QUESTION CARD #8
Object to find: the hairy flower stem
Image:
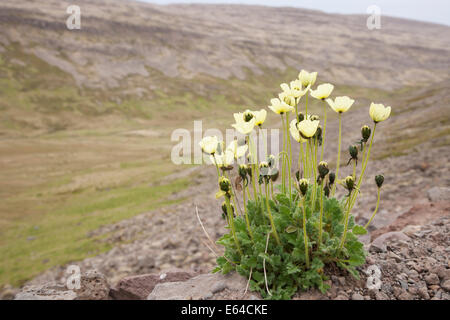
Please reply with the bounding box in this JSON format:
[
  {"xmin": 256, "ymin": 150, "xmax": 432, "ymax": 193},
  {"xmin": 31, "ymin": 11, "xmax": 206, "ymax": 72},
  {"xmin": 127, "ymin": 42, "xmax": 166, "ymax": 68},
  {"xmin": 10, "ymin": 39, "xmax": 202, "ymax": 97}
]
[
  {"xmin": 300, "ymin": 142, "xmax": 306, "ymax": 178},
  {"xmin": 242, "ymin": 185, "xmax": 254, "ymax": 241},
  {"xmin": 225, "ymin": 195, "xmax": 242, "ymax": 255},
  {"xmin": 305, "ymin": 94, "xmax": 308, "ymax": 117},
  {"xmin": 364, "ymin": 187, "xmax": 381, "ymax": 229},
  {"xmin": 348, "ymin": 124, "xmax": 377, "ymax": 213},
  {"xmin": 320, "ymin": 101, "xmax": 327, "ymax": 162},
  {"xmin": 332, "ymin": 113, "xmax": 342, "ymax": 196},
  {"xmin": 248, "ymin": 135, "xmax": 259, "ymax": 201},
  {"xmin": 225, "ymin": 171, "xmax": 241, "ymax": 216},
  {"xmin": 265, "ymin": 183, "xmax": 281, "ymax": 245},
  {"xmin": 286, "ymin": 113, "xmax": 293, "ymax": 199},
  {"xmin": 301, "ymin": 196, "xmax": 310, "ymax": 268},
  {"xmin": 280, "ymin": 115, "xmax": 286, "ymax": 193},
  {"xmin": 212, "ymin": 154, "xmax": 221, "ymax": 178},
  {"xmin": 259, "ymin": 127, "xmax": 268, "ymax": 160},
  {"xmin": 352, "ymin": 160, "xmax": 356, "ymax": 179},
  {"xmin": 309, "ymin": 140, "xmax": 317, "ymax": 211},
  {"xmin": 339, "ymin": 190, "xmax": 354, "ymax": 250},
  {"xmin": 318, "ymin": 180, "xmax": 324, "ymax": 248}
]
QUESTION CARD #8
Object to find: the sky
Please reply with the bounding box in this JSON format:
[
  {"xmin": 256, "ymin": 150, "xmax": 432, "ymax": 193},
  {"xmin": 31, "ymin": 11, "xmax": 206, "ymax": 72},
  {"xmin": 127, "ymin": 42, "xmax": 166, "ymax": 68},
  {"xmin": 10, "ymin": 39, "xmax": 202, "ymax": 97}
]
[{"xmin": 137, "ymin": 0, "xmax": 450, "ymax": 26}]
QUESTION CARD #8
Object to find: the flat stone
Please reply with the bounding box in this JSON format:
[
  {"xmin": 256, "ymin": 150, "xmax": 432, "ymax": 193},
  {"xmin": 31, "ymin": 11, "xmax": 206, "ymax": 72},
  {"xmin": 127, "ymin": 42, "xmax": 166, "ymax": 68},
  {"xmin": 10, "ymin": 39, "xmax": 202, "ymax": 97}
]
[
  {"xmin": 147, "ymin": 272, "xmax": 246, "ymax": 300},
  {"xmin": 110, "ymin": 270, "xmax": 196, "ymax": 300},
  {"xmin": 370, "ymin": 232, "xmax": 410, "ymax": 253}
]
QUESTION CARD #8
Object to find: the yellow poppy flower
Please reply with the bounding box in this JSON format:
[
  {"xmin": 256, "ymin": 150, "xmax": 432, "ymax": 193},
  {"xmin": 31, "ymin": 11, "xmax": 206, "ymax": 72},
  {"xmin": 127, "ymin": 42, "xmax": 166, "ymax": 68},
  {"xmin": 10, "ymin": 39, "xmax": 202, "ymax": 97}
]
[
  {"xmin": 369, "ymin": 103, "xmax": 391, "ymax": 123},
  {"xmin": 232, "ymin": 109, "xmax": 256, "ymax": 135},
  {"xmin": 268, "ymin": 98, "xmax": 294, "ymax": 115},
  {"xmin": 326, "ymin": 96, "xmax": 355, "ymax": 113},
  {"xmin": 253, "ymin": 109, "xmax": 267, "ymax": 126},
  {"xmin": 211, "ymin": 149, "xmax": 234, "ymax": 168},
  {"xmin": 227, "ymin": 140, "xmax": 248, "ymax": 159},
  {"xmin": 298, "ymin": 70, "xmax": 317, "ymax": 87},
  {"xmin": 289, "ymin": 119, "xmax": 306, "ymax": 143},
  {"xmin": 199, "ymin": 136, "xmax": 219, "ymax": 154},
  {"xmin": 310, "ymin": 83, "xmax": 334, "ymax": 100},
  {"xmin": 233, "ymin": 109, "xmax": 254, "ymax": 123},
  {"xmin": 298, "ymin": 119, "xmax": 320, "ymax": 138}
]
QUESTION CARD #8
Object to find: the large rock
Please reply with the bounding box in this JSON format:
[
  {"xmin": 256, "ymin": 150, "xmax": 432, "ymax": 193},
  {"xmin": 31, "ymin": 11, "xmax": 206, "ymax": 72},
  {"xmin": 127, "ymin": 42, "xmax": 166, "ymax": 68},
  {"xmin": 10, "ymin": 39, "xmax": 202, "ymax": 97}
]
[
  {"xmin": 370, "ymin": 231, "xmax": 410, "ymax": 253},
  {"xmin": 427, "ymin": 187, "xmax": 450, "ymax": 202},
  {"xmin": 15, "ymin": 270, "xmax": 109, "ymax": 300},
  {"xmin": 147, "ymin": 272, "xmax": 248, "ymax": 300},
  {"xmin": 110, "ymin": 270, "xmax": 197, "ymax": 300},
  {"xmin": 74, "ymin": 270, "xmax": 110, "ymax": 300}
]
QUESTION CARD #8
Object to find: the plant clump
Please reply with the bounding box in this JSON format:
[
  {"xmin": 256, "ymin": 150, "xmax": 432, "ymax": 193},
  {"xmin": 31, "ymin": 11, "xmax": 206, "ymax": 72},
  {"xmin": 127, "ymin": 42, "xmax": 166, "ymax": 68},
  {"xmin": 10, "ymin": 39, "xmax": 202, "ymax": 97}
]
[{"xmin": 199, "ymin": 69, "xmax": 391, "ymax": 299}]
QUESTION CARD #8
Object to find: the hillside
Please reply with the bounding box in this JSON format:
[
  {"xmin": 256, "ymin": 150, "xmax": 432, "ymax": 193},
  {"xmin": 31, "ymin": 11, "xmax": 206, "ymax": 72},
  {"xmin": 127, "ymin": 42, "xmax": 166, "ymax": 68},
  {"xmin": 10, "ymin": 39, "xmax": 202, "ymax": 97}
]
[{"xmin": 0, "ymin": 0, "xmax": 449, "ymax": 289}]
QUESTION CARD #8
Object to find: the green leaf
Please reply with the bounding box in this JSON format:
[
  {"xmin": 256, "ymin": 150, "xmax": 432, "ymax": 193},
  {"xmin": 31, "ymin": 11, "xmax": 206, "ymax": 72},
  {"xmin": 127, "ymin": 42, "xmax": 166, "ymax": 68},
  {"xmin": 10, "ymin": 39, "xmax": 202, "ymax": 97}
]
[
  {"xmin": 285, "ymin": 225, "xmax": 298, "ymax": 233},
  {"xmin": 352, "ymin": 225, "xmax": 367, "ymax": 235}
]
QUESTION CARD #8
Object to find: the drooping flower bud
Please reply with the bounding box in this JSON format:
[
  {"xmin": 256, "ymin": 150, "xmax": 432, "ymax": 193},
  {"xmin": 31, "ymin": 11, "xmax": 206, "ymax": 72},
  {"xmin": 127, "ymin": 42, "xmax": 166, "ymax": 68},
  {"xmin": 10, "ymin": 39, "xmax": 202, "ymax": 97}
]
[
  {"xmin": 299, "ymin": 178, "xmax": 309, "ymax": 196},
  {"xmin": 221, "ymin": 201, "xmax": 234, "ymax": 219},
  {"xmin": 259, "ymin": 162, "xmax": 270, "ymax": 184},
  {"xmin": 345, "ymin": 176, "xmax": 355, "ymax": 191},
  {"xmin": 324, "ymin": 184, "xmax": 330, "ymax": 198},
  {"xmin": 349, "ymin": 145, "xmax": 358, "ymax": 159},
  {"xmin": 375, "ymin": 174, "xmax": 384, "ymax": 188},
  {"xmin": 361, "ymin": 125, "xmax": 371, "ymax": 142},
  {"xmin": 259, "ymin": 161, "xmax": 269, "ymax": 173},
  {"xmin": 238, "ymin": 164, "xmax": 248, "ymax": 180},
  {"xmin": 219, "ymin": 176, "xmax": 231, "ymax": 193},
  {"xmin": 318, "ymin": 161, "xmax": 329, "ymax": 179},
  {"xmin": 297, "ymin": 112, "xmax": 304, "ymax": 122},
  {"xmin": 329, "ymin": 172, "xmax": 336, "ymax": 185}
]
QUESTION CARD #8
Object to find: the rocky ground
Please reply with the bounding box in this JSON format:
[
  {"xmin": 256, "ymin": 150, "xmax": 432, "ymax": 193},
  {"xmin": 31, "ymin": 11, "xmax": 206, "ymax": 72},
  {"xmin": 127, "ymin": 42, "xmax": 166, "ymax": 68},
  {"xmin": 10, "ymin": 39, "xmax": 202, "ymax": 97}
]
[{"xmin": 11, "ymin": 215, "xmax": 449, "ymax": 300}]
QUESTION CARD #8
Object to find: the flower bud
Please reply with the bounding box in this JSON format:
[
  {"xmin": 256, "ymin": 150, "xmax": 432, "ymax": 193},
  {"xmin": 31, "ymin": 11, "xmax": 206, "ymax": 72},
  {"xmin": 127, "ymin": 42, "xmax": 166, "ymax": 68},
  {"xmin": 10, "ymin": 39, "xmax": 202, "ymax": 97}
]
[
  {"xmin": 297, "ymin": 112, "xmax": 305, "ymax": 122},
  {"xmin": 345, "ymin": 176, "xmax": 355, "ymax": 191},
  {"xmin": 221, "ymin": 201, "xmax": 234, "ymax": 219},
  {"xmin": 324, "ymin": 185, "xmax": 330, "ymax": 198},
  {"xmin": 259, "ymin": 161, "xmax": 269, "ymax": 174},
  {"xmin": 219, "ymin": 176, "xmax": 231, "ymax": 193},
  {"xmin": 299, "ymin": 178, "xmax": 309, "ymax": 196},
  {"xmin": 349, "ymin": 145, "xmax": 358, "ymax": 159},
  {"xmin": 318, "ymin": 161, "xmax": 329, "ymax": 179},
  {"xmin": 328, "ymin": 172, "xmax": 336, "ymax": 185},
  {"xmin": 243, "ymin": 110, "xmax": 254, "ymax": 122},
  {"xmin": 246, "ymin": 165, "xmax": 252, "ymax": 177},
  {"xmin": 314, "ymin": 126, "xmax": 322, "ymax": 139},
  {"xmin": 238, "ymin": 164, "xmax": 248, "ymax": 180},
  {"xmin": 361, "ymin": 125, "xmax": 371, "ymax": 142},
  {"xmin": 375, "ymin": 174, "xmax": 384, "ymax": 188}
]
